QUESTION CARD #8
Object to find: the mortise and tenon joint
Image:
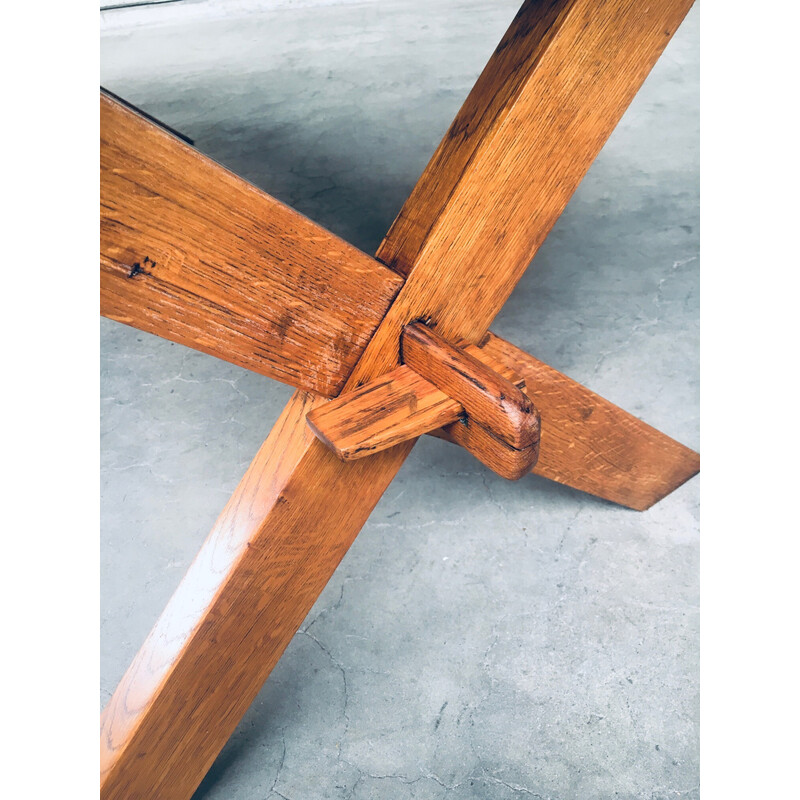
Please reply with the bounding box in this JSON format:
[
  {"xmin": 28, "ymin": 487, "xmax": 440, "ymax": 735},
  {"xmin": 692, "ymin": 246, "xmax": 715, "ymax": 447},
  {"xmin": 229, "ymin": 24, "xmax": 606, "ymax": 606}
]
[{"xmin": 307, "ymin": 322, "xmax": 541, "ymax": 479}]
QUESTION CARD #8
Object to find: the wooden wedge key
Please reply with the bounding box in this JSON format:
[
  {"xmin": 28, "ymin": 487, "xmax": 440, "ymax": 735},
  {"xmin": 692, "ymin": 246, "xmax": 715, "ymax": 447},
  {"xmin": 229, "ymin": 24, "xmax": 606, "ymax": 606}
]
[
  {"xmin": 100, "ymin": 1, "xmax": 699, "ymax": 797},
  {"xmin": 308, "ymin": 322, "xmax": 541, "ymax": 479},
  {"xmin": 402, "ymin": 323, "xmax": 539, "ymax": 450}
]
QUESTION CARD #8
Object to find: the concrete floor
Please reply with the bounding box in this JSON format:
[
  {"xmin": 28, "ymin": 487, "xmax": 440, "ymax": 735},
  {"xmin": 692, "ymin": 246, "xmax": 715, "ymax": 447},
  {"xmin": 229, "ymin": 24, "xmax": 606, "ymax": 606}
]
[{"xmin": 100, "ymin": 1, "xmax": 699, "ymax": 798}]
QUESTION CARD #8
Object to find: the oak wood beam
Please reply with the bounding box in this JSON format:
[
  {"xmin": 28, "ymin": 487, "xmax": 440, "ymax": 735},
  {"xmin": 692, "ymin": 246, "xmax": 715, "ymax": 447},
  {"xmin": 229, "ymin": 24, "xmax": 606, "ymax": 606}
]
[
  {"xmin": 458, "ymin": 333, "xmax": 700, "ymax": 510},
  {"xmin": 100, "ymin": 92, "xmax": 404, "ymax": 397},
  {"xmin": 100, "ymin": 393, "xmax": 413, "ymax": 799},
  {"xmin": 357, "ymin": 0, "xmax": 695, "ymax": 383}
]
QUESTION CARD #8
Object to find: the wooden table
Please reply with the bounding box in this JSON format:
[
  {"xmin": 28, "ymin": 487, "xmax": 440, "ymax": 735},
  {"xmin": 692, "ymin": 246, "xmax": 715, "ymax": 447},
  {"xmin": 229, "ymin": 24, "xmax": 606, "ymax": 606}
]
[{"xmin": 100, "ymin": 2, "xmax": 699, "ymax": 797}]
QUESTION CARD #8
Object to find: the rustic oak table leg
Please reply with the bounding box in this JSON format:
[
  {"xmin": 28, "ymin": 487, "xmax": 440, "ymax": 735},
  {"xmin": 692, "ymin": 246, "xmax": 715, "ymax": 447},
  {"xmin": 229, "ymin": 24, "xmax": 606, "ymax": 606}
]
[
  {"xmin": 100, "ymin": 1, "xmax": 696, "ymax": 796},
  {"xmin": 100, "ymin": 393, "xmax": 414, "ymax": 799}
]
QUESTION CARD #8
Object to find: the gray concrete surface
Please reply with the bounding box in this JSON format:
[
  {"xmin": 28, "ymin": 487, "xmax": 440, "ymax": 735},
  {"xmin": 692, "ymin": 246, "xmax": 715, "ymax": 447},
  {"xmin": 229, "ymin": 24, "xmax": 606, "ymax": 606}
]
[{"xmin": 100, "ymin": 1, "xmax": 700, "ymax": 797}]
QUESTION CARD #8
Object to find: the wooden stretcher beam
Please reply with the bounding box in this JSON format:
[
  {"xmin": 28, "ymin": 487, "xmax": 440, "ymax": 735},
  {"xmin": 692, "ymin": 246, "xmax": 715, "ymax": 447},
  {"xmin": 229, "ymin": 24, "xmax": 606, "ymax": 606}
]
[
  {"xmin": 308, "ymin": 323, "xmax": 698, "ymax": 496},
  {"xmin": 100, "ymin": 92, "xmax": 404, "ymax": 397},
  {"xmin": 469, "ymin": 333, "xmax": 700, "ymax": 510}
]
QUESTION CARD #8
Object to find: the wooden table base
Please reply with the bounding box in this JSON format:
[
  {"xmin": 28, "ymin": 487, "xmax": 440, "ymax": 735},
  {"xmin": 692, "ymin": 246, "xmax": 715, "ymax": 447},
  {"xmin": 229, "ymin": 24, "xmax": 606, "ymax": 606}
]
[{"xmin": 100, "ymin": 1, "xmax": 698, "ymax": 797}]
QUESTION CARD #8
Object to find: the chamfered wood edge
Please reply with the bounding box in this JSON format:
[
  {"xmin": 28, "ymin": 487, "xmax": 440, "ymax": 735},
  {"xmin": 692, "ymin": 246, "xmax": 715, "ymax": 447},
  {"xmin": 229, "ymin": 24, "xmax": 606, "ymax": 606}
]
[
  {"xmin": 374, "ymin": 0, "xmax": 572, "ymax": 277},
  {"xmin": 101, "ymin": 86, "xmax": 195, "ymax": 144}
]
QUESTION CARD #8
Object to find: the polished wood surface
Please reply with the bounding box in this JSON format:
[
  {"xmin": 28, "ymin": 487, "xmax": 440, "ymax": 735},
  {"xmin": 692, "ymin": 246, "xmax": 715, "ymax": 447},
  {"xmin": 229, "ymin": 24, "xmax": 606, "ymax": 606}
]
[
  {"xmin": 402, "ymin": 323, "xmax": 539, "ymax": 449},
  {"xmin": 473, "ymin": 333, "xmax": 700, "ymax": 509},
  {"xmin": 100, "ymin": 92, "xmax": 404, "ymax": 397}
]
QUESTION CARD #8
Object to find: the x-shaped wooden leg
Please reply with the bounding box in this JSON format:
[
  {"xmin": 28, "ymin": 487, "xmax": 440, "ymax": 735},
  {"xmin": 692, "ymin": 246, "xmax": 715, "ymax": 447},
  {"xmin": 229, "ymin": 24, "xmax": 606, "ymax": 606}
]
[{"xmin": 100, "ymin": 1, "xmax": 697, "ymax": 797}]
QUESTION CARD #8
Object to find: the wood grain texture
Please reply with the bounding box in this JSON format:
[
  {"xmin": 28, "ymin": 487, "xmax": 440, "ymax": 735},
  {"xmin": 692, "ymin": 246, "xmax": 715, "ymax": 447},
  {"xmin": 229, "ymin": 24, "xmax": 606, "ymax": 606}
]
[
  {"xmin": 466, "ymin": 333, "xmax": 700, "ymax": 509},
  {"xmin": 402, "ymin": 322, "xmax": 539, "ymax": 449},
  {"xmin": 101, "ymin": 87, "xmax": 195, "ymax": 145},
  {"xmin": 434, "ymin": 414, "xmax": 541, "ymax": 481},
  {"xmin": 100, "ymin": 392, "xmax": 415, "ymax": 800},
  {"xmin": 307, "ymin": 341, "xmax": 525, "ymax": 461},
  {"xmin": 100, "ymin": 1, "xmax": 695, "ymax": 793},
  {"xmin": 348, "ymin": 0, "xmax": 694, "ymax": 386},
  {"xmin": 307, "ymin": 365, "xmax": 463, "ymax": 459},
  {"xmin": 100, "ymin": 91, "xmax": 404, "ymax": 397}
]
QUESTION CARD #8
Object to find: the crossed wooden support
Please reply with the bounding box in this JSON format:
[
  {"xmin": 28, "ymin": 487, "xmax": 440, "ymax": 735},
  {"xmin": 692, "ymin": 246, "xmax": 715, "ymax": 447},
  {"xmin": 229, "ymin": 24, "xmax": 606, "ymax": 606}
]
[{"xmin": 100, "ymin": 1, "xmax": 698, "ymax": 797}]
